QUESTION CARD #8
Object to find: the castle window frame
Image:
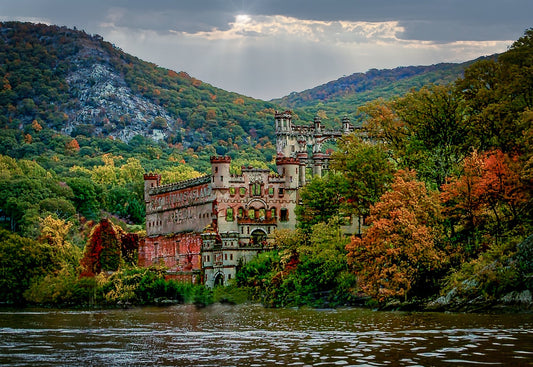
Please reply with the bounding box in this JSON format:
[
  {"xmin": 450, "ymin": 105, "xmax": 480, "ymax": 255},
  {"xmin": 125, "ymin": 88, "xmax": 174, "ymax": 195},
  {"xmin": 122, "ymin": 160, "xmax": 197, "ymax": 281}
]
[
  {"xmin": 278, "ymin": 188, "xmax": 284, "ymax": 197},
  {"xmin": 252, "ymin": 183, "xmax": 261, "ymax": 196},
  {"xmin": 238, "ymin": 207, "xmax": 244, "ymax": 219},
  {"xmin": 248, "ymin": 208, "xmax": 255, "ymax": 219},
  {"xmin": 229, "ymin": 187, "xmax": 236, "ymax": 196},
  {"xmin": 270, "ymin": 208, "xmax": 276, "ymax": 219},
  {"xmin": 268, "ymin": 187, "xmax": 274, "ymax": 196},
  {"xmin": 226, "ymin": 207, "xmax": 234, "ymax": 221},
  {"xmin": 280, "ymin": 208, "xmax": 289, "ymax": 222},
  {"xmin": 239, "ymin": 187, "xmax": 246, "ymax": 196}
]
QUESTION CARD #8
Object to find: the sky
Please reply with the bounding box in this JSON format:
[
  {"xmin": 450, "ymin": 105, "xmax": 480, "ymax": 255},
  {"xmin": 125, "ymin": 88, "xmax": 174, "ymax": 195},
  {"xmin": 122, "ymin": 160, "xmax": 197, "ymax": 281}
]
[{"xmin": 1, "ymin": 0, "xmax": 531, "ymax": 100}]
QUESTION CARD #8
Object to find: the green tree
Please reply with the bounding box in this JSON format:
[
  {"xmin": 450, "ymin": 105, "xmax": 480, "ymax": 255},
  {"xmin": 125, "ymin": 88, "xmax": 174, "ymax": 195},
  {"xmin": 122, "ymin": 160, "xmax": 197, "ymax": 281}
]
[
  {"xmin": 295, "ymin": 173, "xmax": 345, "ymax": 231},
  {"xmin": 330, "ymin": 135, "xmax": 395, "ymax": 218},
  {"xmin": 0, "ymin": 229, "xmax": 57, "ymax": 303}
]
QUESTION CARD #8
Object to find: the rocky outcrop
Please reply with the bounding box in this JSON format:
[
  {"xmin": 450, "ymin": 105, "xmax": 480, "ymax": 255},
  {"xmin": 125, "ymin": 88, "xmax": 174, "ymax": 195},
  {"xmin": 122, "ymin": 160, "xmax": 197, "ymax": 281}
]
[{"xmin": 63, "ymin": 40, "xmax": 174, "ymax": 142}]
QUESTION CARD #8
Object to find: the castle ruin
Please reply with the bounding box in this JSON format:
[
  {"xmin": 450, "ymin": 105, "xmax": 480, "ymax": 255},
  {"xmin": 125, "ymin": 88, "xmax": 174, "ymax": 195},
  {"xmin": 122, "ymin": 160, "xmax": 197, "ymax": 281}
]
[{"xmin": 140, "ymin": 111, "xmax": 359, "ymax": 286}]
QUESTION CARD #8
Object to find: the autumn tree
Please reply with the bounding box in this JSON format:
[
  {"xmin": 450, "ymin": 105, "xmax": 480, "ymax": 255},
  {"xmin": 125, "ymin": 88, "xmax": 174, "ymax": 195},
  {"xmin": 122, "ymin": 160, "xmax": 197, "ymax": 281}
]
[
  {"xmin": 80, "ymin": 219, "xmax": 122, "ymax": 276},
  {"xmin": 441, "ymin": 149, "xmax": 530, "ymax": 258},
  {"xmin": 346, "ymin": 170, "xmax": 444, "ymax": 303}
]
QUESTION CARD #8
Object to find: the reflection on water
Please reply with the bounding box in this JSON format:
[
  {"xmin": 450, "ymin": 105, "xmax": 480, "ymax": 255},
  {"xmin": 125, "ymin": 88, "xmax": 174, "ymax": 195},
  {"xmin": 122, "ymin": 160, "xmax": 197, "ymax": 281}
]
[{"xmin": 0, "ymin": 304, "xmax": 532, "ymax": 366}]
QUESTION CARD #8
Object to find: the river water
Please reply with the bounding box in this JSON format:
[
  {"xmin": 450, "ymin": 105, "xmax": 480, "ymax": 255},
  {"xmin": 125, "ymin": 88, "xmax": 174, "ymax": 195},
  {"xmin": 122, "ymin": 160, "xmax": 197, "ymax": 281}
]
[{"xmin": 0, "ymin": 304, "xmax": 532, "ymax": 366}]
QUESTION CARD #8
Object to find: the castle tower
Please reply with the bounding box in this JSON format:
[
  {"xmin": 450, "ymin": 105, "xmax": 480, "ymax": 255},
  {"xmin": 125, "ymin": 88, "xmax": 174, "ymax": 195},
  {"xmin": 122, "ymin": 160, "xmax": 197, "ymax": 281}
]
[
  {"xmin": 276, "ymin": 156, "xmax": 300, "ymax": 189},
  {"xmin": 312, "ymin": 153, "xmax": 326, "ymax": 177},
  {"xmin": 296, "ymin": 152, "xmax": 308, "ymax": 187},
  {"xmin": 143, "ymin": 173, "xmax": 161, "ymax": 203},
  {"xmin": 275, "ymin": 110, "xmax": 292, "ymax": 132},
  {"xmin": 342, "ymin": 115, "xmax": 352, "ymax": 133},
  {"xmin": 275, "ymin": 110, "xmax": 296, "ymax": 157},
  {"xmin": 313, "ymin": 115, "xmax": 321, "ymax": 133},
  {"xmin": 210, "ymin": 156, "xmax": 231, "ymax": 189}
]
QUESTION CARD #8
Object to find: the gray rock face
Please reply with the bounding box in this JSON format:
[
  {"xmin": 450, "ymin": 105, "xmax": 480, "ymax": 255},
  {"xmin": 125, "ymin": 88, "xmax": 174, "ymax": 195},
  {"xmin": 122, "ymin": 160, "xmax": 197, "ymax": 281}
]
[{"xmin": 62, "ymin": 41, "xmax": 174, "ymax": 142}]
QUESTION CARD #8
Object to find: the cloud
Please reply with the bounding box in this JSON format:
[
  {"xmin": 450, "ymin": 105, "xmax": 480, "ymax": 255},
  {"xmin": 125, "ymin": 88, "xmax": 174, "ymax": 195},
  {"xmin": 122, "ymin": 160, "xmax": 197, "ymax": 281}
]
[
  {"xmin": 98, "ymin": 14, "xmax": 512, "ymax": 100},
  {"xmin": 1, "ymin": 0, "xmax": 528, "ymax": 99}
]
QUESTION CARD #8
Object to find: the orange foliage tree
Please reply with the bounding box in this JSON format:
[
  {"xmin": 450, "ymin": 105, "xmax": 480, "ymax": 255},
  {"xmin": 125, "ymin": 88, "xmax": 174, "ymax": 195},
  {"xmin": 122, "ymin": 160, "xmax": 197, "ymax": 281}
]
[
  {"xmin": 441, "ymin": 149, "xmax": 529, "ymax": 257},
  {"xmin": 346, "ymin": 170, "xmax": 444, "ymax": 303}
]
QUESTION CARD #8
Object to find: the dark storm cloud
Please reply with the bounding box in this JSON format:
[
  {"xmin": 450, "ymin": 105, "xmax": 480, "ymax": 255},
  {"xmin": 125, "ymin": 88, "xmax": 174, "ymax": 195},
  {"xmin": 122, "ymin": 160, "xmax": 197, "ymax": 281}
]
[
  {"xmin": 2, "ymin": 0, "xmax": 531, "ymax": 41},
  {"xmin": 246, "ymin": 0, "xmax": 532, "ymax": 42}
]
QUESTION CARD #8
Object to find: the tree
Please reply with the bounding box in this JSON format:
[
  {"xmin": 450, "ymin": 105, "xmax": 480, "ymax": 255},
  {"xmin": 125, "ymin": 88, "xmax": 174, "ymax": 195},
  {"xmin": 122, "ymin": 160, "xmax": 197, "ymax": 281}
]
[
  {"xmin": 80, "ymin": 219, "xmax": 122, "ymax": 276},
  {"xmin": 67, "ymin": 177, "xmax": 100, "ymax": 220},
  {"xmin": 346, "ymin": 170, "xmax": 444, "ymax": 303},
  {"xmin": 295, "ymin": 173, "xmax": 345, "ymax": 231},
  {"xmin": 441, "ymin": 149, "xmax": 530, "ymax": 257},
  {"xmin": 456, "ymin": 28, "xmax": 533, "ymax": 153},
  {"xmin": 330, "ymin": 135, "xmax": 395, "ymax": 218},
  {"xmin": 0, "ymin": 229, "xmax": 57, "ymax": 303}
]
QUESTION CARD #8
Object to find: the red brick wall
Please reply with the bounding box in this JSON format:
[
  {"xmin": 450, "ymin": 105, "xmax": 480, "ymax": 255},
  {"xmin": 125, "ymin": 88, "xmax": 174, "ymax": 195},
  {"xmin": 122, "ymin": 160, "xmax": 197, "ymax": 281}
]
[{"xmin": 139, "ymin": 233, "xmax": 202, "ymax": 272}]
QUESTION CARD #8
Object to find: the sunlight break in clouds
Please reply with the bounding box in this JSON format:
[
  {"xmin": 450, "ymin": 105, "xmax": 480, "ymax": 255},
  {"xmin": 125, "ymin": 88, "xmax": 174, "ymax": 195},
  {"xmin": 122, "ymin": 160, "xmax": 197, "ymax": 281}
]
[
  {"xmin": 99, "ymin": 14, "xmax": 512, "ymax": 100},
  {"xmin": 181, "ymin": 15, "xmax": 404, "ymax": 44}
]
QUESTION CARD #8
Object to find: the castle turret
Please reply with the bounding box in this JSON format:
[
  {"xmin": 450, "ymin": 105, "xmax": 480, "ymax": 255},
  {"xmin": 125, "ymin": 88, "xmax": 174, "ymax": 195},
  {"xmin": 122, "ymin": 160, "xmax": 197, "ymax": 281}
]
[
  {"xmin": 312, "ymin": 153, "xmax": 326, "ymax": 177},
  {"xmin": 143, "ymin": 173, "xmax": 161, "ymax": 202},
  {"xmin": 276, "ymin": 156, "xmax": 300, "ymax": 189},
  {"xmin": 313, "ymin": 115, "xmax": 321, "ymax": 133},
  {"xmin": 210, "ymin": 156, "xmax": 231, "ymax": 189},
  {"xmin": 296, "ymin": 152, "xmax": 308, "ymax": 187},
  {"xmin": 342, "ymin": 115, "xmax": 352, "ymax": 133},
  {"xmin": 275, "ymin": 110, "xmax": 292, "ymax": 133}
]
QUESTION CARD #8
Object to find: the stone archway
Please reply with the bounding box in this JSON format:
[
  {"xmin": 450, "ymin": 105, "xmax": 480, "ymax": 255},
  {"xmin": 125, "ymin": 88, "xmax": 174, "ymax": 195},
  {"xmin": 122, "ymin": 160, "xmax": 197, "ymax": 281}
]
[
  {"xmin": 250, "ymin": 229, "xmax": 267, "ymax": 245},
  {"xmin": 213, "ymin": 272, "xmax": 224, "ymax": 287}
]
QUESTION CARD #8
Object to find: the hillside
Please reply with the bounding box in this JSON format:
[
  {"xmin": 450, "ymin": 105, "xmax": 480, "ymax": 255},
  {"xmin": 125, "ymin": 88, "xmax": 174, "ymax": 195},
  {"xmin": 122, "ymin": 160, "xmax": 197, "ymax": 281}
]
[
  {"xmin": 1, "ymin": 22, "xmax": 491, "ymax": 159},
  {"xmin": 272, "ymin": 59, "xmax": 493, "ymax": 122},
  {"xmin": 0, "ymin": 21, "xmax": 278, "ymax": 159}
]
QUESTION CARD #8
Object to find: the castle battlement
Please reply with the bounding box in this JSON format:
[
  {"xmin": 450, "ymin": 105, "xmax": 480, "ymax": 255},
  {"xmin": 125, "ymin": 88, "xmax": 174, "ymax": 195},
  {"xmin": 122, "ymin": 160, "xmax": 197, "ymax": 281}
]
[
  {"xmin": 150, "ymin": 175, "xmax": 211, "ymax": 195},
  {"xmin": 210, "ymin": 156, "xmax": 231, "ymax": 163},
  {"xmin": 276, "ymin": 156, "xmax": 300, "ymax": 165},
  {"xmin": 144, "ymin": 173, "xmax": 161, "ymax": 181}
]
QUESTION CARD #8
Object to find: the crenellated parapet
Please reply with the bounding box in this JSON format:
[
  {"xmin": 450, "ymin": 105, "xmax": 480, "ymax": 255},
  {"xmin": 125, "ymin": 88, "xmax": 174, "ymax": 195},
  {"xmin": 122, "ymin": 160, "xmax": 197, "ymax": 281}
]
[
  {"xmin": 276, "ymin": 156, "xmax": 300, "ymax": 165},
  {"xmin": 275, "ymin": 110, "xmax": 357, "ymax": 178},
  {"xmin": 151, "ymin": 175, "xmax": 211, "ymax": 195},
  {"xmin": 210, "ymin": 156, "xmax": 231, "ymax": 163}
]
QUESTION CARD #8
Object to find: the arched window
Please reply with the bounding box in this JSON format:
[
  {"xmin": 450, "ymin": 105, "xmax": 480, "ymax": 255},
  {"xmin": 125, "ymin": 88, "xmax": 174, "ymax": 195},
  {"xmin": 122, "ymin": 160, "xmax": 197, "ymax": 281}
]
[
  {"xmin": 270, "ymin": 208, "xmax": 276, "ymax": 219},
  {"xmin": 248, "ymin": 208, "xmax": 255, "ymax": 219}
]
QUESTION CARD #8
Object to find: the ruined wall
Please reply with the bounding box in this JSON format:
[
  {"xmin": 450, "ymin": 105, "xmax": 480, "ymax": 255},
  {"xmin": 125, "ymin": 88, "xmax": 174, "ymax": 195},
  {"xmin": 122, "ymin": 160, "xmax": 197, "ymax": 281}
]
[
  {"xmin": 145, "ymin": 176, "xmax": 215, "ymax": 236},
  {"xmin": 139, "ymin": 232, "xmax": 202, "ymax": 272}
]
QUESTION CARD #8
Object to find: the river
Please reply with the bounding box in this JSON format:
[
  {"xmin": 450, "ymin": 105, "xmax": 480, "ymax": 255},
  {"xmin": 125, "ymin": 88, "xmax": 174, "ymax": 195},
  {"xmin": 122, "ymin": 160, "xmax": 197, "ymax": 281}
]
[{"xmin": 0, "ymin": 304, "xmax": 532, "ymax": 366}]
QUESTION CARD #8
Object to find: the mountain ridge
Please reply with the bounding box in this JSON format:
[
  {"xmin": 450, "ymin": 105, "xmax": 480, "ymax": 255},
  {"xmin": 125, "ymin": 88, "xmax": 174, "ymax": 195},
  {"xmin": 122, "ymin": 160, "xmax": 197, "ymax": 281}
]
[
  {"xmin": 1, "ymin": 21, "xmax": 488, "ymax": 156},
  {"xmin": 272, "ymin": 57, "xmax": 496, "ymax": 119}
]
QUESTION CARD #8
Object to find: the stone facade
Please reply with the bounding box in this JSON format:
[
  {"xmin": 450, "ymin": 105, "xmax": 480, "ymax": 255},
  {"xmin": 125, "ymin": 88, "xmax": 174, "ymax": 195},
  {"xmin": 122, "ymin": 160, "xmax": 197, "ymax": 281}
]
[{"xmin": 140, "ymin": 110, "xmax": 360, "ymax": 286}]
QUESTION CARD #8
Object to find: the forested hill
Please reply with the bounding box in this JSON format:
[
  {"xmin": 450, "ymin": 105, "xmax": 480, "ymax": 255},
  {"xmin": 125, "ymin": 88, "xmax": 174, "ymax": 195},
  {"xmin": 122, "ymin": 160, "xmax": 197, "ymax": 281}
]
[
  {"xmin": 0, "ymin": 21, "xmax": 278, "ymax": 158},
  {"xmin": 272, "ymin": 59, "xmax": 492, "ymax": 118}
]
